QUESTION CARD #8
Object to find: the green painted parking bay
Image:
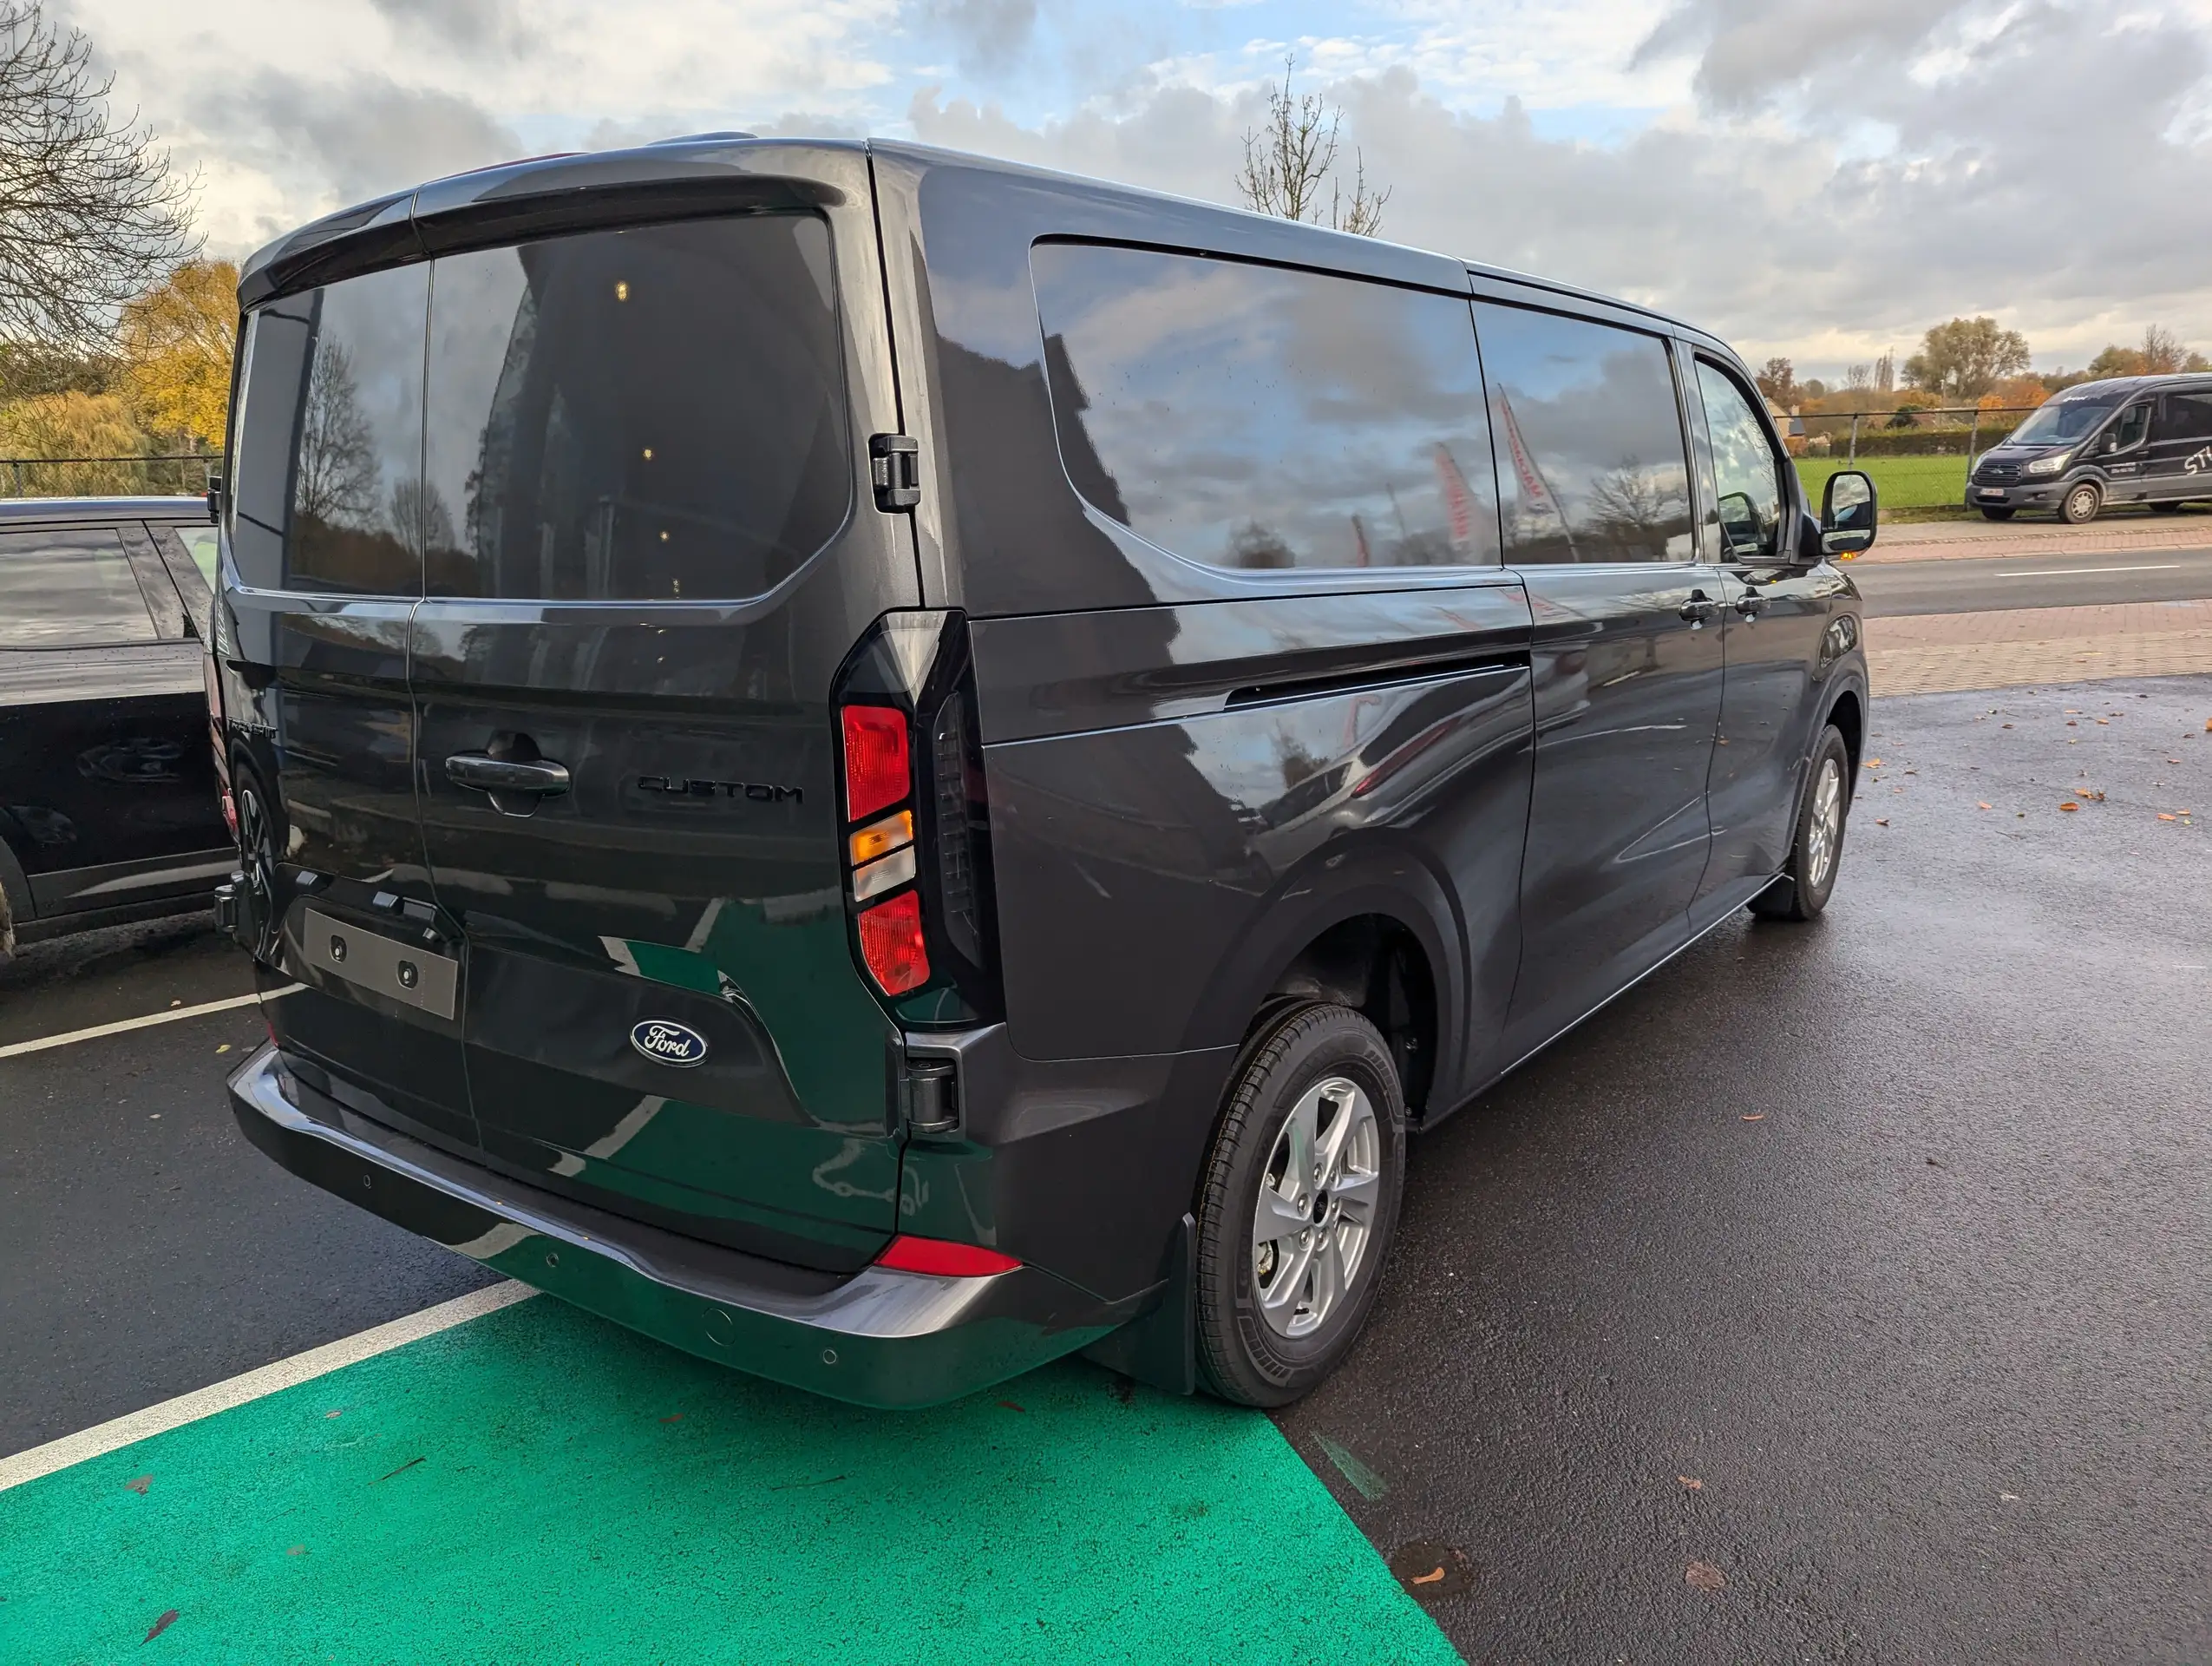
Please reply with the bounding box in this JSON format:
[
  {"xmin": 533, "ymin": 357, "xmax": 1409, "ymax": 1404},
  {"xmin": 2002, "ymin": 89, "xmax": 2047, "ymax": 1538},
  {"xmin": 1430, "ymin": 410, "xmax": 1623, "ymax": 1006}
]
[{"xmin": 2, "ymin": 1295, "xmax": 1455, "ymax": 1663}]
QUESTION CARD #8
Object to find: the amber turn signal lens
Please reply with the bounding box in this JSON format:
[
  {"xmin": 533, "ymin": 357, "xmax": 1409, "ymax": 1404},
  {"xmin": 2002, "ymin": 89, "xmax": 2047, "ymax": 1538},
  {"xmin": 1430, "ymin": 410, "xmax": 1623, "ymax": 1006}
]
[
  {"xmin": 857, "ymin": 891, "xmax": 929, "ymax": 994},
  {"xmin": 848, "ymin": 809, "xmax": 913, "ymax": 866}
]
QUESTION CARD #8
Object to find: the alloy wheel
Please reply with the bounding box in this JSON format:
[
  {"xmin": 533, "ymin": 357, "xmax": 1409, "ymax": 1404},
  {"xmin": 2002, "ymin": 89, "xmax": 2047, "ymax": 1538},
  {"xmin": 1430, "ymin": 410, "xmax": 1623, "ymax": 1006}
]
[
  {"xmin": 1251, "ymin": 1075, "xmax": 1382, "ymax": 1339},
  {"xmin": 1807, "ymin": 756, "xmax": 1842, "ymax": 889}
]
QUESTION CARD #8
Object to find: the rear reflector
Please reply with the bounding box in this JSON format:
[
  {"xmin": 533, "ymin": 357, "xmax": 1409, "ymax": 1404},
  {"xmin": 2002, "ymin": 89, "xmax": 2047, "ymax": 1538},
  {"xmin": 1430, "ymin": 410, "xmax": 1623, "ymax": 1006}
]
[
  {"xmin": 874, "ymin": 1235, "xmax": 1021, "ymax": 1277},
  {"xmin": 841, "ymin": 705, "xmax": 910, "ymax": 822},
  {"xmin": 856, "ymin": 890, "xmax": 929, "ymax": 994},
  {"xmin": 848, "ymin": 808, "xmax": 913, "ymax": 866}
]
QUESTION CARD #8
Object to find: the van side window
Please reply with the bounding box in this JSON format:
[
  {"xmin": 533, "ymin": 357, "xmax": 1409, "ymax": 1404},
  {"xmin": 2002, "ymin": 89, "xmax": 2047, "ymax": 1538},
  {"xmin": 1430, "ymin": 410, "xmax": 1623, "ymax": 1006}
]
[
  {"xmin": 1694, "ymin": 361, "xmax": 1787, "ymax": 561},
  {"xmin": 2155, "ymin": 390, "xmax": 2212, "ymax": 443},
  {"xmin": 1031, "ymin": 243, "xmax": 1498, "ymax": 571},
  {"xmin": 422, "ymin": 214, "xmax": 850, "ymax": 601},
  {"xmin": 1473, "ymin": 303, "xmax": 1693, "ymax": 565},
  {"xmin": 286, "ymin": 266, "xmax": 430, "ymax": 595},
  {"xmin": 226, "ymin": 301, "xmax": 311, "ymax": 591}
]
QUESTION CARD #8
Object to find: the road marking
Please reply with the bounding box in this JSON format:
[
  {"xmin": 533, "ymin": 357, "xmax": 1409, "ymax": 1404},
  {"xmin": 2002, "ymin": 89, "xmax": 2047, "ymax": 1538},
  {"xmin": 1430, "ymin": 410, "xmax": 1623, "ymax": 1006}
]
[
  {"xmin": 0, "ymin": 1282, "xmax": 536, "ymax": 1492},
  {"xmin": 1988, "ymin": 563, "xmax": 2184, "ymax": 576},
  {"xmin": 0, "ymin": 986, "xmax": 302, "ymax": 1060}
]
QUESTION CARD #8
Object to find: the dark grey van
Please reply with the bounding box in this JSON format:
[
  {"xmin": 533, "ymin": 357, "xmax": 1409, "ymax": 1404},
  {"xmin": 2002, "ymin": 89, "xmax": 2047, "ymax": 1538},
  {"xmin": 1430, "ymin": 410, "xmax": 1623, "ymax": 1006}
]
[
  {"xmin": 1969, "ymin": 373, "xmax": 2212, "ymax": 522},
  {"xmin": 215, "ymin": 138, "xmax": 1875, "ymax": 1407}
]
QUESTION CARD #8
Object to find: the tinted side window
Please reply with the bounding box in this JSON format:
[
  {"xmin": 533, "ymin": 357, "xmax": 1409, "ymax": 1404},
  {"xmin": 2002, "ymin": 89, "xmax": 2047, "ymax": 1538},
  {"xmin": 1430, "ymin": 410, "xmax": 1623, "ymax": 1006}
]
[
  {"xmin": 1474, "ymin": 303, "xmax": 1692, "ymax": 565},
  {"xmin": 226, "ymin": 300, "xmax": 310, "ymax": 589},
  {"xmin": 287, "ymin": 266, "xmax": 429, "ymax": 594},
  {"xmin": 422, "ymin": 214, "xmax": 849, "ymax": 601},
  {"xmin": 1695, "ymin": 361, "xmax": 1786, "ymax": 561},
  {"xmin": 2156, "ymin": 390, "xmax": 2212, "ymax": 443},
  {"xmin": 0, "ymin": 528, "xmax": 158, "ymax": 646},
  {"xmin": 1032, "ymin": 244, "xmax": 1498, "ymax": 572}
]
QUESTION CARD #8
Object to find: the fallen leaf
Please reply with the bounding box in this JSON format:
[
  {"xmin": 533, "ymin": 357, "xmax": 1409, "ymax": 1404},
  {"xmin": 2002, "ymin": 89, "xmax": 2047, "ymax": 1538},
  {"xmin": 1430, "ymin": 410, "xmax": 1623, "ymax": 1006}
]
[
  {"xmin": 124, "ymin": 1474, "xmax": 152, "ymax": 1494},
  {"xmin": 215, "ymin": 1043, "xmax": 232, "ymax": 1054},
  {"xmin": 659, "ymin": 1413, "xmax": 683, "ymax": 1423},
  {"xmin": 2002, "ymin": 723, "xmax": 2013, "ymax": 729},
  {"xmin": 286, "ymin": 1545, "xmax": 305, "ymax": 1556},
  {"xmin": 1387, "ymin": 1541, "xmax": 1473, "ymax": 1600},
  {"xmin": 324, "ymin": 1409, "xmax": 341, "ymax": 1419},
  {"xmin": 2159, "ymin": 813, "xmax": 2177, "ymax": 822},
  {"xmin": 1685, "ymin": 1561, "xmax": 1727, "ymax": 1591},
  {"xmin": 2204, "ymin": 719, "xmax": 2210, "ymax": 732},
  {"xmin": 2059, "ymin": 802, "xmax": 2078, "ymax": 811},
  {"xmin": 2000, "ymin": 1492, "xmax": 2021, "ymax": 1502},
  {"xmin": 1412, "ymin": 1566, "xmax": 1446, "ymax": 1585},
  {"xmin": 998, "ymin": 1400, "xmax": 1027, "ymax": 1413},
  {"xmin": 1927, "ymin": 1157, "xmax": 1945, "ymax": 1168},
  {"xmin": 2097, "ymin": 719, "xmax": 2109, "ymax": 725},
  {"xmin": 1875, "ymin": 818, "xmax": 1889, "ymax": 826},
  {"xmin": 1679, "ymin": 1476, "xmax": 1704, "ymax": 1490},
  {"xmin": 1977, "ymin": 803, "xmax": 1993, "ymax": 810},
  {"xmin": 2082, "ymin": 790, "xmax": 2105, "ymax": 802},
  {"xmin": 1740, "ymin": 1113, "xmax": 1765, "ymax": 1122},
  {"xmin": 144, "ymin": 1610, "xmax": 180, "ymax": 1643},
  {"xmin": 371, "ymin": 1457, "xmax": 425, "ymax": 1484}
]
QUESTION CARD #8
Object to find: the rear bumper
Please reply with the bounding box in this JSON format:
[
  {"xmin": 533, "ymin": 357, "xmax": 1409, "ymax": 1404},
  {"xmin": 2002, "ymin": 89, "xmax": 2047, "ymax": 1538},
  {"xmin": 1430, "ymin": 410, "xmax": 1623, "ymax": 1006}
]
[{"xmin": 227, "ymin": 1042, "xmax": 1134, "ymax": 1408}]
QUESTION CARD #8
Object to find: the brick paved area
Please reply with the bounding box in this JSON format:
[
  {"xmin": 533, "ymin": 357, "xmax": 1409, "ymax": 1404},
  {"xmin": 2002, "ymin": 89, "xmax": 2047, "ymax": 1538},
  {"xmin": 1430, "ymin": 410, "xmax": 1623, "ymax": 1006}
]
[{"xmin": 1868, "ymin": 600, "xmax": 2212, "ymax": 694}]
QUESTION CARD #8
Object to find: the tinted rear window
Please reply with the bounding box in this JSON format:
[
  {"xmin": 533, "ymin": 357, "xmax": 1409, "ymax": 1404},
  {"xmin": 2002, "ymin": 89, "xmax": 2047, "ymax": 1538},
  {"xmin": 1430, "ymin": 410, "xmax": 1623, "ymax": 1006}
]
[
  {"xmin": 422, "ymin": 214, "xmax": 849, "ymax": 600},
  {"xmin": 1474, "ymin": 304, "xmax": 1692, "ymax": 564},
  {"xmin": 0, "ymin": 528, "xmax": 157, "ymax": 646},
  {"xmin": 2157, "ymin": 390, "xmax": 2212, "ymax": 443},
  {"xmin": 1032, "ymin": 243, "xmax": 1498, "ymax": 571}
]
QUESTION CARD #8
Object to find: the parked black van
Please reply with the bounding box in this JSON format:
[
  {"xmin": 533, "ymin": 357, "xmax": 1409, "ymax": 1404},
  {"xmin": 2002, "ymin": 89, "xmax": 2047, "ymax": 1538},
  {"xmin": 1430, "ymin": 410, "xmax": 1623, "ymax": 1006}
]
[
  {"xmin": 216, "ymin": 138, "xmax": 1874, "ymax": 1407},
  {"xmin": 1969, "ymin": 373, "xmax": 2212, "ymax": 522}
]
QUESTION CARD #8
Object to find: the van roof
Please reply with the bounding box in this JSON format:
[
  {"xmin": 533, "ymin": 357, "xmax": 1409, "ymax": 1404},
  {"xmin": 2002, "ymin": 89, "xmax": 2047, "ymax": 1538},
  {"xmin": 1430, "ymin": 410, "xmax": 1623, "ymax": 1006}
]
[
  {"xmin": 240, "ymin": 135, "xmax": 1700, "ymax": 338},
  {"xmin": 2053, "ymin": 373, "xmax": 2212, "ymax": 400}
]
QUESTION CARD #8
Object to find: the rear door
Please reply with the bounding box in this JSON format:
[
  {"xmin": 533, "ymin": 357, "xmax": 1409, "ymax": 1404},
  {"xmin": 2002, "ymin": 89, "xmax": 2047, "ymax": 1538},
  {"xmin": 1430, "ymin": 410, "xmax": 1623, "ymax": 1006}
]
[
  {"xmin": 408, "ymin": 155, "xmax": 916, "ymax": 1270},
  {"xmin": 1474, "ymin": 301, "xmax": 1725, "ymax": 1060},
  {"xmin": 218, "ymin": 265, "xmax": 480, "ymax": 1153}
]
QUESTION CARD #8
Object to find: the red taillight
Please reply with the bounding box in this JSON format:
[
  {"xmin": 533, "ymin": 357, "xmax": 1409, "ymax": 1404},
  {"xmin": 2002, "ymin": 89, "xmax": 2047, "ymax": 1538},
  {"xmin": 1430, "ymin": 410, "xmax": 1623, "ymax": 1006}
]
[
  {"xmin": 874, "ymin": 1234, "xmax": 1021, "ymax": 1277},
  {"xmin": 841, "ymin": 705, "xmax": 910, "ymax": 822},
  {"xmin": 857, "ymin": 891, "xmax": 929, "ymax": 994}
]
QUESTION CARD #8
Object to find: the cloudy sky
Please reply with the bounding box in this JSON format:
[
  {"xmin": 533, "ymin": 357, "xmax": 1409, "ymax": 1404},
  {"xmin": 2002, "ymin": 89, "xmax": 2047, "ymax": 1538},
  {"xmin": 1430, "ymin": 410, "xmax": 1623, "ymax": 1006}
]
[{"xmin": 68, "ymin": 0, "xmax": 2212, "ymax": 377}]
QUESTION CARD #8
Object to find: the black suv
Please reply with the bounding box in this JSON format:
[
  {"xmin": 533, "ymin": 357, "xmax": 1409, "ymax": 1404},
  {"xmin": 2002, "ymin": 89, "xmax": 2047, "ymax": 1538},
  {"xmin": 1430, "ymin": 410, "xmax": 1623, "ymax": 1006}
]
[
  {"xmin": 1969, "ymin": 373, "xmax": 2212, "ymax": 522},
  {"xmin": 0, "ymin": 496, "xmax": 228, "ymax": 951},
  {"xmin": 216, "ymin": 138, "xmax": 1875, "ymax": 1407}
]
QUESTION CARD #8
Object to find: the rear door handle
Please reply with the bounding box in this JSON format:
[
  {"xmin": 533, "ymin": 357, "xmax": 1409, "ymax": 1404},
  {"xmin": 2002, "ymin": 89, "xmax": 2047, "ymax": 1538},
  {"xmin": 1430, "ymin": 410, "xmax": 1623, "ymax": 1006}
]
[
  {"xmin": 1679, "ymin": 592, "xmax": 1718, "ymax": 626},
  {"xmin": 445, "ymin": 753, "xmax": 572, "ymax": 797}
]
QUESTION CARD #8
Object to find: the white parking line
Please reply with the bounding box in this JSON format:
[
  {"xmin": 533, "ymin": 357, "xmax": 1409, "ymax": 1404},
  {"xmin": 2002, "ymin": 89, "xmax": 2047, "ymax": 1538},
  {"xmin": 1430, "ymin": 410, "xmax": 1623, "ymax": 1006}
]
[
  {"xmin": 0, "ymin": 1282, "xmax": 537, "ymax": 1492},
  {"xmin": 1988, "ymin": 563, "xmax": 2183, "ymax": 577},
  {"xmin": 0, "ymin": 986, "xmax": 302, "ymax": 1060}
]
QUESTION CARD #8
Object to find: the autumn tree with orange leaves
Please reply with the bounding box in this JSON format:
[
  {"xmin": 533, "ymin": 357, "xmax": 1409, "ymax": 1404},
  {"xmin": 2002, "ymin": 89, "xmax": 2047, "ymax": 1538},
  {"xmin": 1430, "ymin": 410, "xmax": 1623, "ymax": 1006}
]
[{"xmin": 117, "ymin": 259, "xmax": 234, "ymax": 448}]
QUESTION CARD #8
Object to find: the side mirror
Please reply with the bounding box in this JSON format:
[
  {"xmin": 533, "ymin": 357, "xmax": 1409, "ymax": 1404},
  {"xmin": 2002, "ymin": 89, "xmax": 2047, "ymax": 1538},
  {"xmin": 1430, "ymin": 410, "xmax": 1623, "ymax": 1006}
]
[
  {"xmin": 1716, "ymin": 490, "xmax": 1760, "ymax": 554},
  {"xmin": 1820, "ymin": 469, "xmax": 1876, "ymax": 559}
]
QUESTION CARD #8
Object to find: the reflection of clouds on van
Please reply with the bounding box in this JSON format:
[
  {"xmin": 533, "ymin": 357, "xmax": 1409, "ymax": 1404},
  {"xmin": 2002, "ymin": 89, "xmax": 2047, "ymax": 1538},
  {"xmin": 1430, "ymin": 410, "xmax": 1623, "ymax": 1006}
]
[{"xmin": 1034, "ymin": 243, "xmax": 1500, "ymax": 573}]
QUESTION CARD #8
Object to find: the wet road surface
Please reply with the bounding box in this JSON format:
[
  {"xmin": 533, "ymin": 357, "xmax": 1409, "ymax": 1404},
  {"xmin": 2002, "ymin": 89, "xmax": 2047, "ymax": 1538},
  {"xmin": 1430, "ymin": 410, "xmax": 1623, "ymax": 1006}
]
[
  {"xmin": 1852, "ymin": 543, "xmax": 2212, "ymax": 615},
  {"xmin": 5, "ymin": 679, "xmax": 2209, "ymax": 1662}
]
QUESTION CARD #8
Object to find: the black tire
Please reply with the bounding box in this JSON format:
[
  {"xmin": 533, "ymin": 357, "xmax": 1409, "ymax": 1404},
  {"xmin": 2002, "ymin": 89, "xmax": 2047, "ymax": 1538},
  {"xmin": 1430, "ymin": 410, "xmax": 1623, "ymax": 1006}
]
[
  {"xmin": 2150, "ymin": 501, "xmax": 2183, "ymax": 515},
  {"xmin": 1979, "ymin": 506, "xmax": 2016, "ymax": 521},
  {"xmin": 1194, "ymin": 1002, "xmax": 1406, "ymax": 1407},
  {"xmin": 1750, "ymin": 725, "xmax": 1851, "ymax": 922},
  {"xmin": 2058, "ymin": 480, "xmax": 2102, "ymax": 525}
]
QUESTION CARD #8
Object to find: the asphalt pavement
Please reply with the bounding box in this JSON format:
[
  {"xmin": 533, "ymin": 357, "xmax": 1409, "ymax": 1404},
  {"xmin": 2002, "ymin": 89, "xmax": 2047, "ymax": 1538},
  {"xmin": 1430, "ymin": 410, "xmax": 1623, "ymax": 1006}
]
[
  {"xmin": 4, "ymin": 681, "xmax": 2208, "ymax": 1662},
  {"xmin": 1852, "ymin": 542, "xmax": 2212, "ymax": 616}
]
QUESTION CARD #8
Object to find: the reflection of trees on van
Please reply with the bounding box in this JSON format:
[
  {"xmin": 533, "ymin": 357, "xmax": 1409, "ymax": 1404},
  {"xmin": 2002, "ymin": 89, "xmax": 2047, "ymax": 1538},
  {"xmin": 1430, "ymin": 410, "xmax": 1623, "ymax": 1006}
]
[
  {"xmin": 389, "ymin": 477, "xmax": 455, "ymax": 557},
  {"xmin": 295, "ymin": 338, "xmax": 376, "ymax": 528},
  {"xmin": 1231, "ymin": 521, "xmax": 1294, "ymax": 568},
  {"xmin": 290, "ymin": 335, "xmax": 417, "ymax": 591},
  {"xmin": 1585, "ymin": 457, "xmax": 1687, "ymax": 561}
]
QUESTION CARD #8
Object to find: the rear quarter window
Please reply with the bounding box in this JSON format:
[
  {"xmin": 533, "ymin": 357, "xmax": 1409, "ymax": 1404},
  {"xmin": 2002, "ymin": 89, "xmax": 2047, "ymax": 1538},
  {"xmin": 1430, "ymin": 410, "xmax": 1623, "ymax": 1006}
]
[
  {"xmin": 1031, "ymin": 243, "xmax": 1498, "ymax": 572},
  {"xmin": 0, "ymin": 528, "xmax": 159, "ymax": 647}
]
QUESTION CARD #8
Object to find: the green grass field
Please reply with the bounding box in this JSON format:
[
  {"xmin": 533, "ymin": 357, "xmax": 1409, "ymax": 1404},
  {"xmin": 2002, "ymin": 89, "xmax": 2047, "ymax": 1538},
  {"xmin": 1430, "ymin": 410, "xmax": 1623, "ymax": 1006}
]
[
  {"xmin": 1795, "ymin": 455, "xmax": 1973, "ymax": 515},
  {"xmin": 1796, "ymin": 456, "xmax": 1973, "ymax": 513}
]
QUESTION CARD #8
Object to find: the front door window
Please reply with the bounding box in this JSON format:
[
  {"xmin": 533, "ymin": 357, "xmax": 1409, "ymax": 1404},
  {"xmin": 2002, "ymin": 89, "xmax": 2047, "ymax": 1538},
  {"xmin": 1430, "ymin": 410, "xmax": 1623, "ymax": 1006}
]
[{"xmin": 1694, "ymin": 362, "xmax": 1787, "ymax": 562}]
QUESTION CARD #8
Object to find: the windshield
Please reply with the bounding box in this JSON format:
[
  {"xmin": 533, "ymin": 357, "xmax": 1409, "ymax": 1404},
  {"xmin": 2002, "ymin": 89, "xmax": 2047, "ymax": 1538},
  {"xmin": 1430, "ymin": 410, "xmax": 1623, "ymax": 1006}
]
[{"xmin": 2011, "ymin": 397, "xmax": 2117, "ymax": 447}]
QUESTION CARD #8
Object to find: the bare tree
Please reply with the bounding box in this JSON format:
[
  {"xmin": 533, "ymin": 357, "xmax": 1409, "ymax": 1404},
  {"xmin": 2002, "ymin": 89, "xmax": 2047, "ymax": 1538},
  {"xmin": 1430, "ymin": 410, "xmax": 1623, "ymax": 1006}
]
[
  {"xmin": 295, "ymin": 338, "xmax": 378, "ymax": 530},
  {"xmin": 1235, "ymin": 55, "xmax": 1390, "ymax": 237},
  {"xmin": 0, "ymin": 2, "xmax": 199, "ymax": 350}
]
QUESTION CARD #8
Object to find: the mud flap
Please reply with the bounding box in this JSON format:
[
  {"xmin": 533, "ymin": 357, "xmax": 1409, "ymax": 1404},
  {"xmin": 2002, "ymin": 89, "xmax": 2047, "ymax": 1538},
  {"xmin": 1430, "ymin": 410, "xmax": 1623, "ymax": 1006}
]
[{"xmin": 1079, "ymin": 1212, "xmax": 1196, "ymax": 1395}]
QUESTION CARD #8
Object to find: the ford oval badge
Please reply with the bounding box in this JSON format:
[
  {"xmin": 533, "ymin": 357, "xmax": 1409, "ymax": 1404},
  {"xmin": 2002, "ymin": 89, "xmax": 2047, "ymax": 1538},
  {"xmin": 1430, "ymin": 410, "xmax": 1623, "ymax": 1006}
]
[{"xmin": 630, "ymin": 1019, "xmax": 709, "ymax": 1068}]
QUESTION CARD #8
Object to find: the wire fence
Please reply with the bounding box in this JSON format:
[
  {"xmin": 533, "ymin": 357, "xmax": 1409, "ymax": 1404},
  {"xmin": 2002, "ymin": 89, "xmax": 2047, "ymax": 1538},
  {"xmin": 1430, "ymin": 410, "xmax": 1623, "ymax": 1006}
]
[
  {"xmin": 1779, "ymin": 404, "xmax": 2044, "ymax": 463},
  {"xmin": 1, "ymin": 454, "xmax": 222, "ymax": 498}
]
